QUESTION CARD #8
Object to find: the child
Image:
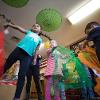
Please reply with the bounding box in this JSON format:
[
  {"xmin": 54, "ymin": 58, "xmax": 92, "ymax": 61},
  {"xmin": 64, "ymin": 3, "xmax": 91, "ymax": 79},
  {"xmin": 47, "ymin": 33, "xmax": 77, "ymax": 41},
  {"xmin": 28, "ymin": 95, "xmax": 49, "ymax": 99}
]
[
  {"xmin": 44, "ymin": 40, "xmax": 66, "ymax": 100},
  {"xmin": 3, "ymin": 23, "xmax": 42, "ymax": 100},
  {"xmin": 25, "ymin": 54, "xmax": 43, "ymax": 100},
  {"xmin": 85, "ymin": 21, "xmax": 100, "ymax": 62},
  {"xmin": 77, "ymin": 43, "xmax": 100, "ymax": 96}
]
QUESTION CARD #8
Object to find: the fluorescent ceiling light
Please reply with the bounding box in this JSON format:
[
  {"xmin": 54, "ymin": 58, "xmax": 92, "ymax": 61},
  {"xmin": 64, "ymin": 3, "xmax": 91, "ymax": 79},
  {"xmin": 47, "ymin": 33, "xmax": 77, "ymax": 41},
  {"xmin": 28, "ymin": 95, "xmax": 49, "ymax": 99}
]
[{"xmin": 67, "ymin": 0, "xmax": 100, "ymax": 24}]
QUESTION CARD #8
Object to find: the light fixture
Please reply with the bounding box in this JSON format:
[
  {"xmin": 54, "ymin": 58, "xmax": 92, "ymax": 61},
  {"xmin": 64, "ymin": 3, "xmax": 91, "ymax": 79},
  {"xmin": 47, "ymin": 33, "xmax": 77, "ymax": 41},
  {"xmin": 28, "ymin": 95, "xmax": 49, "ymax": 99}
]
[{"xmin": 67, "ymin": 0, "xmax": 100, "ymax": 24}]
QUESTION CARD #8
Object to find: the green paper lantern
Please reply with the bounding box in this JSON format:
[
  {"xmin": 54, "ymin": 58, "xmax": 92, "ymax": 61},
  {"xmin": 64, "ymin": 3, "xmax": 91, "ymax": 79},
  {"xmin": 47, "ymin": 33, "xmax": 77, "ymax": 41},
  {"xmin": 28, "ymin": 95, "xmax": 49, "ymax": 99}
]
[
  {"xmin": 2, "ymin": 0, "xmax": 29, "ymax": 8},
  {"xmin": 36, "ymin": 8, "xmax": 62, "ymax": 32}
]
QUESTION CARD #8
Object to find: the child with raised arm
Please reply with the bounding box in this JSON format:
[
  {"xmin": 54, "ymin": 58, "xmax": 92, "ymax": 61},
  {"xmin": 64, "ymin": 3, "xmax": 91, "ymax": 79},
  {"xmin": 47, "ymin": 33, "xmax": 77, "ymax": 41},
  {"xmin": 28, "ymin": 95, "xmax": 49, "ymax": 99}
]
[{"xmin": 3, "ymin": 23, "xmax": 42, "ymax": 100}]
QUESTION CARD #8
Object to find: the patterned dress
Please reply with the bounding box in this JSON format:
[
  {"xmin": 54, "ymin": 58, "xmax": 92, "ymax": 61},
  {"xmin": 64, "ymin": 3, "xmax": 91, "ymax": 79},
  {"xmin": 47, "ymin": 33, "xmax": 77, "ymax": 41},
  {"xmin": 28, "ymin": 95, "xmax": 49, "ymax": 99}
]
[{"xmin": 44, "ymin": 48, "xmax": 65, "ymax": 100}]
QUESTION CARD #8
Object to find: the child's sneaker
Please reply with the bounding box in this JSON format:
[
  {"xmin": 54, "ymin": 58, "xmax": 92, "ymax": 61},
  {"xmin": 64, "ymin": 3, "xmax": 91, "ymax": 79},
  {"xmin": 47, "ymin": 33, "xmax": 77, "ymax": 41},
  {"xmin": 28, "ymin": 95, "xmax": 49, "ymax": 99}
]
[{"xmin": 12, "ymin": 75, "xmax": 18, "ymax": 81}]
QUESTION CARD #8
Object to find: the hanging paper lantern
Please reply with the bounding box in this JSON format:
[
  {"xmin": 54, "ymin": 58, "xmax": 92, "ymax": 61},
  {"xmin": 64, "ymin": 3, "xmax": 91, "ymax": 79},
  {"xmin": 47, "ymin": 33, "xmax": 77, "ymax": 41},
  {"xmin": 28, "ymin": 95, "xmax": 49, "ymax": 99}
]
[
  {"xmin": 36, "ymin": 8, "xmax": 62, "ymax": 32},
  {"xmin": 2, "ymin": 0, "xmax": 29, "ymax": 8}
]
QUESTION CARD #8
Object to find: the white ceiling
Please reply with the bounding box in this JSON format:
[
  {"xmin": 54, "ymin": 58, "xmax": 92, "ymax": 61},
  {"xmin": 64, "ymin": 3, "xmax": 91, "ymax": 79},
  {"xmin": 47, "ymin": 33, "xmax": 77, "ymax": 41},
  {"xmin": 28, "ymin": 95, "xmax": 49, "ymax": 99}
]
[
  {"xmin": 0, "ymin": 0, "xmax": 100, "ymax": 57},
  {"xmin": 0, "ymin": 0, "xmax": 88, "ymax": 25}
]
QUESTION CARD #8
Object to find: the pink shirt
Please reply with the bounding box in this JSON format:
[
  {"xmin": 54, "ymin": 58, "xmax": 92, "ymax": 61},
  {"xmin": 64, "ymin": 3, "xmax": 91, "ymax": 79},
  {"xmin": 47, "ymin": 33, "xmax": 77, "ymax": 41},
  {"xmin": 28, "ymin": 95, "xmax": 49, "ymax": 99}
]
[
  {"xmin": 44, "ymin": 53, "xmax": 55, "ymax": 76},
  {"xmin": 44, "ymin": 49, "xmax": 63, "ymax": 76}
]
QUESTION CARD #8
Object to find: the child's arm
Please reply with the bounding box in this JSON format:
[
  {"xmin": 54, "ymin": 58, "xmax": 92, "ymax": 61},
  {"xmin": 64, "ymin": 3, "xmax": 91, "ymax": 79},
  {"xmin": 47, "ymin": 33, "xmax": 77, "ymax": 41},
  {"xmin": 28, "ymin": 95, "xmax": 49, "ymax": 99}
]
[
  {"xmin": 40, "ymin": 32, "xmax": 52, "ymax": 40},
  {"xmin": 33, "ymin": 44, "xmax": 40, "ymax": 65},
  {"xmin": 4, "ymin": 22, "xmax": 27, "ymax": 33},
  {"xmin": 85, "ymin": 46, "xmax": 96, "ymax": 55}
]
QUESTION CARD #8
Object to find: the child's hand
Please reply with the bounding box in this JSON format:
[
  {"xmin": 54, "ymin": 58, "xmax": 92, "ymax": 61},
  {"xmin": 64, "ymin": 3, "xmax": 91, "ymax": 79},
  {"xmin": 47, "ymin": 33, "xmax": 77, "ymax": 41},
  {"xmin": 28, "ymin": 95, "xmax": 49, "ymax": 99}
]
[
  {"xmin": 3, "ymin": 22, "xmax": 14, "ymax": 28},
  {"xmin": 33, "ymin": 59, "xmax": 36, "ymax": 65},
  {"xmin": 41, "ymin": 32, "xmax": 46, "ymax": 35},
  {"xmin": 3, "ymin": 23, "xmax": 10, "ymax": 29}
]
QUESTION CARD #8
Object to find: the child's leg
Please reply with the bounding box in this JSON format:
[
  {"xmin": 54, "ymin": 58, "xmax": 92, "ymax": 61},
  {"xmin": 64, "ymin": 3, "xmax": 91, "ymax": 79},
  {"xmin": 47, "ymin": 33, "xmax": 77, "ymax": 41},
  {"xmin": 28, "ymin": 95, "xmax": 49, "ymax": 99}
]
[
  {"xmin": 25, "ymin": 65, "xmax": 32, "ymax": 99},
  {"xmin": 81, "ymin": 82, "xmax": 88, "ymax": 99},
  {"xmin": 59, "ymin": 81, "xmax": 66, "ymax": 100},
  {"xmin": 53, "ymin": 79, "xmax": 60, "ymax": 100},
  {"xmin": 3, "ymin": 47, "xmax": 19, "ymax": 73},
  {"xmin": 26, "ymin": 65, "xmax": 32, "ymax": 93},
  {"xmin": 32, "ymin": 65, "xmax": 43, "ymax": 100},
  {"xmin": 14, "ymin": 54, "xmax": 32, "ymax": 99},
  {"xmin": 45, "ymin": 76, "xmax": 52, "ymax": 100}
]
